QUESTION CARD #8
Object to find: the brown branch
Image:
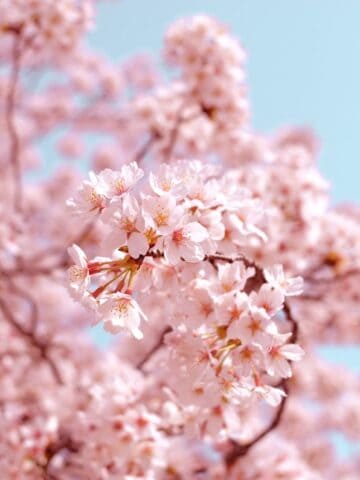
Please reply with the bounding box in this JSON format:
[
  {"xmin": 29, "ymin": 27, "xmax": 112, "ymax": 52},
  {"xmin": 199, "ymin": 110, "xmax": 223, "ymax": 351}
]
[
  {"xmin": 0, "ymin": 295, "xmax": 64, "ymax": 385},
  {"xmin": 139, "ymin": 251, "xmax": 298, "ymax": 465},
  {"xmin": 7, "ymin": 276, "xmax": 40, "ymax": 330},
  {"xmin": 307, "ymin": 268, "xmax": 360, "ymax": 284},
  {"xmin": 133, "ymin": 133, "xmax": 157, "ymax": 164},
  {"xmin": 163, "ymin": 108, "xmax": 184, "ymax": 162},
  {"xmin": 225, "ymin": 381, "xmax": 288, "ymax": 467},
  {"xmin": 162, "ymin": 102, "xmax": 201, "ymax": 162},
  {"xmin": 204, "ymin": 253, "xmax": 259, "ymax": 271},
  {"xmin": 205, "ymin": 254, "xmax": 264, "ymax": 293},
  {"xmin": 3, "ymin": 218, "xmax": 98, "ymax": 278},
  {"xmin": 42, "ymin": 432, "xmax": 81, "ymax": 480},
  {"xmin": 283, "ymin": 301, "xmax": 298, "ymax": 343},
  {"xmin": 5, "ymin": 33, "xmax": 23, "ymax": 211},
  {"xmin": 136, "ymin": 326, "xmax": 171, "ymax": 370},
  {"xmin": 223, "ymin": 300, "xmax": 299, "ymax": 468}
]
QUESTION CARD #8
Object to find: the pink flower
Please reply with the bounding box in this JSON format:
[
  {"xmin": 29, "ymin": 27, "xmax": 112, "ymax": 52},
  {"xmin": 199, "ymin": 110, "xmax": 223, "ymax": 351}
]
[
  {"xmin": 182, "ymin": 282, "xmax": 217, "ymax": 327},
  {"xmin": 98, "ymin": 162, "xmax": 144, "ymax": 200},
  {"xmin": 265, "ymin": 334, "xmax": 304, "ymax": 378},
  {"xmin": 224, "ymin": 198, "xmax": 267, "ymax": 242},
  {"xmin": 234, "ymin": 344, "xmax": 264, "ymax": 377},
  {"xmin": 67, "ymin": 171, "xmax": 107, "ymax": 219},
  {"xmin": 216, "ymin": 291, "xmax": 249, "ymax": 326},
  {"xmin": 98, "ymin": 292, "xmax": 147, "ymax": 339},
  {"xmin": 149, "ymin": 164, "xmax": 184, "ymax": 197},
  {"xmin": 227, "ymin": 307, "xmax": 270, "ymax": 346},
  {"xmin": 254, "ymin": 384, "xmax": 287, "ymax": 407},
  {"xmin": 196, "ymin": 209, "xmax": 225, "ymax": 242},
  {"xmin": 215, "ymin": 262, "xmax": 255, "ymax": 296},
  {"xmin": 103, "ymin": 194, "xmax": 148, "ymax": 258},
  {"xmin": 142, "ymin": 194, "xmax": 183, "ymax": 235},
  {"xmin": 67, "ymin": 244, "xmax": 90, "ymax": 298},
  {"xmin": 264, "ymin": 264, "xmax": 304, "ymax": 296},
  {"xmin": 160, "ymin": 222, "xmax": 209, "ymax": 265},
  {"xmin": 251, "ymin": 284, "xmax": 284, "ymax": 316}
]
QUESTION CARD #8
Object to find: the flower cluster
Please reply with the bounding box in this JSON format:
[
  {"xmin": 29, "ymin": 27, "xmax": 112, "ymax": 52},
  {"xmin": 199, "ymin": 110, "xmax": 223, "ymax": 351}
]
[
  {"xmin": 67, "ymin": 160, "xmax": 304, "ymax": 426},
  {"xmin": 0, "ymin": 0, "xmax": 94, "ymax": 58},
  {"xmin": 164, "ymin": 15, "xmax": 249, "ymax": 134},
  {"xmin": 129, "ymin": 15, "xmax": 249, "ymax": 162},
  {"xmin": 66, "ymin": 160, "xmax": 265, "ymax": 326}
]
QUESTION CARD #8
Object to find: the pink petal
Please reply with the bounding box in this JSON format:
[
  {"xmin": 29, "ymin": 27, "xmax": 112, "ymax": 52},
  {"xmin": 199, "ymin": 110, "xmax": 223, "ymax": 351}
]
[{"xmin": 128, "ymin": 232, "xmax": 148, "ymax": 259}]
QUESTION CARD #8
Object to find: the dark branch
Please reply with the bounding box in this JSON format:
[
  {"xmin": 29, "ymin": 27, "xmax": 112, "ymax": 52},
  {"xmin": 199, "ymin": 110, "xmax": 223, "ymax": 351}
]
[
  {"xmin": 225, "ymin": 381, "xmax": 288, "ymax": 467},
  {"xmin": 223, "ymin": 300, "xmax": 299, "ymax": 468},
  {"xmin": 133, "ymin": 133, "xmax": 157, "ymax": 164},
  {"xmin": 0, "ymin": 294, "xmax": 64, "ymax": 385},
  {"xmin": 6, "ymin": 32, "xmax": 23, "ymax": 211},
  {"xmin": 136, "ymin": 326, "xmax": 171, "ymax": 370}
]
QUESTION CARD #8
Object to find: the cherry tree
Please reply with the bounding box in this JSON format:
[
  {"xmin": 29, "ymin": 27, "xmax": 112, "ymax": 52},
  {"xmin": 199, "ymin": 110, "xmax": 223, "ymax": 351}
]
[{"xmin": 0, "ymin": 2, "xmax": 359, "ymax": 479}]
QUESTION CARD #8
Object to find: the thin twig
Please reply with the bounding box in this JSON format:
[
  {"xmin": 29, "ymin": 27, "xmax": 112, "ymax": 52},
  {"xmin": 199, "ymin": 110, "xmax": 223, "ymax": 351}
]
[
  {"xmin": 7, "ymin": 276, "xmax": 40, "ymax": 330},
  {"xmin": 133, "ymin": 133, "xmax": 157, "ymax": 164},
  {"xmin": 136, "ymin": 326, "xmax": 171, "ymax": 370},
  {"xmin": 163, "ymin": 105, "xmax": 185, "ymax": 162},
  {"xmin": 0, "ymin": 295, "xmax": 64, "ymax": 385},
  {"xmin": 202, "ymin": 253, "xmax": 297, "ymax": 467},
  {"xmin": 225, "ymin": 382, "xmax": 288, "ymax": 466},
  {"xmin": 223, "ymin": 300, "xmax": 299, "ymax": 467},
  {"xmin": 4, "ymin": 219, "xmax": 98, "ymax": 278},
  {"xmin": 5, "ymin": 33, "xmax": 23, "ymax": 211}
]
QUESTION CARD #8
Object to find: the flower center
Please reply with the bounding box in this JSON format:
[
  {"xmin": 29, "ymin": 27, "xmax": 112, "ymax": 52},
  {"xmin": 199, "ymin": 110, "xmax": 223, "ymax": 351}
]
[
  {"xmin": 160, "ymin": 180, "xmax": 171, "ymax": 192},
  {"xmin": 154, "ymin": 209, "xmax": 169, "ymax": 227},
  {"xmin": 87, "ymin": 190, "xmax": 104, "ymax": 209},
  {"xmin": 172, "ymin": 229, "xmax": 185, "ymax": 245},
  {"xmin": 114, "ymin": 179, "xmax": 127, "ymax": 194},
  {"xmin": 112, "ymin": 299, "xmax": 131, "ymax": 316},
  {"xmin": 69, "ymin": 265, "xmax": 86, "ymax": 282},
  {"xmin": 121, "ymin": 217, "xmax": 136, "ymax": 233}
]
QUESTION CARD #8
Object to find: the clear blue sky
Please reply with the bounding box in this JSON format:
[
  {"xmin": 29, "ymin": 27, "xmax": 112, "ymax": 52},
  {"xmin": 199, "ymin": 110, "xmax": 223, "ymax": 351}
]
[{"xmin": 89, "ymin": 0, "xmax": 360, "ymax": 204}]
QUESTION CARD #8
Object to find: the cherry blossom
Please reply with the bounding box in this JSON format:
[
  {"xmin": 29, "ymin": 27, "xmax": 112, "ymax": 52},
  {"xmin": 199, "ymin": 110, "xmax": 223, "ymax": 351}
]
[
  {"xmin": 103, "ymin": 194, "xmax": 148, "ymax": 258},
  {"xmin": 98, "ymin": 292, "xmax": 147, "ymax": 339},
  {"xmin": 67, "ymin": 244, "xmax": 90, "ymax": 298},
  {"xmin": 0, "ymin": 6, "xmax": 359, "ymax": 479},
  {"xmin": 264, "ymin": 264, "xmax": 304, "ymax": 296},
  {"xmin": 99, "ymin": 162, "xmax": 144, "ymax": 200},
  {"xmin": 67, "ymin": 171, "xmax": 107, "ymax": 219},
  {"xmin": 160, "ymin": 221, "xmax": 209, "ymax": 265},
  {"xmin": 265, "ymin": 333, "xmax": 304, "ymax": 378}
]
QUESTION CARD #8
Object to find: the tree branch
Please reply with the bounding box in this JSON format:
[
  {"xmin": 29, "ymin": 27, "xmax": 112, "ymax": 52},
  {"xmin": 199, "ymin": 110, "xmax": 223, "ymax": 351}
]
[
  {"xmin": 136, "ymin": 326, "xmax": 171, "ymax": 370},
  {"xmin": 223, "ymin": 300, "xmax": 299, "ymax": 468},
  {"xmin": 6, "ymin": 32, "xmax": 23, "ymax": 211},
  {"xmin": 133, "ymin": 132, "xmax": 158, "ymax": 164},
  {"xmin": 0, "ymin": 295, "xmax": 64, "ymax": 385},
  {"xmin": 225, "ymin": 381, "xmax": 288, "ymax": 467}
]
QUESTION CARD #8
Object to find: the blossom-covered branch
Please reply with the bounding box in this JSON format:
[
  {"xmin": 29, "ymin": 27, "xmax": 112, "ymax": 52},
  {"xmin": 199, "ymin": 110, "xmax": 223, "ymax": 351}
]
[{"xmin": 1, "ymin": 6, "xmax": 360, "ymax": 478}]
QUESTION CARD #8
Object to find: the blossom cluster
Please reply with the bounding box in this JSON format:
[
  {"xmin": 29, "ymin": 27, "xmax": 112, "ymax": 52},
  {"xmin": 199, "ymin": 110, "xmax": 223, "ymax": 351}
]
[
  {"xmin": 0, "ymin": 0, "xmax": 94, "ymax": 58},
  {"xmin": 67, "ymin": 159, "xmax": 304, "ymax": 424},
  {"xmin": 129, "ymin": 15, "xmax": 249, "ymax": 161},
  {"xmin": 164, "ymin": 15, "xmax": 249, "ymax": 139}
]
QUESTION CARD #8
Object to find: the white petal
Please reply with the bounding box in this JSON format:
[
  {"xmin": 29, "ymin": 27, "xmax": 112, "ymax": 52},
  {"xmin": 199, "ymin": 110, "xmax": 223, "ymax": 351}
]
[
  {"xmin": 184, "ymin": 222, "xmax": 209, "ymax": 242},
  {"xmin": 128, "ymin": 232, "xmax": 148, "ymax": 259},
  {"xmin": 164, "ymin": 240, "xmax": 181, "ymax": 265},
  {"xmin": 280, "ymin": 344, "xmax": 304, "ymax": 361}
]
